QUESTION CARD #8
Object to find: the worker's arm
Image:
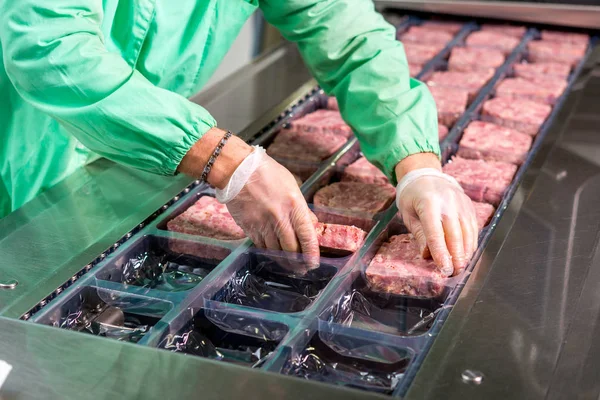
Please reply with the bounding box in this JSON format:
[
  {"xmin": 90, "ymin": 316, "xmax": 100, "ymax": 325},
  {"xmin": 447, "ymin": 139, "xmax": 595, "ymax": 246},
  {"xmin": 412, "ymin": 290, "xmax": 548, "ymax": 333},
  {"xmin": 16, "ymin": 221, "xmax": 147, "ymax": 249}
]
[
  {"xmin": 0, "ymin": 0, "xmax": 220, "ymax": 177},
  {"xmin": 259, "ymin": 0, "xmax": 440, "ymax": 185}
]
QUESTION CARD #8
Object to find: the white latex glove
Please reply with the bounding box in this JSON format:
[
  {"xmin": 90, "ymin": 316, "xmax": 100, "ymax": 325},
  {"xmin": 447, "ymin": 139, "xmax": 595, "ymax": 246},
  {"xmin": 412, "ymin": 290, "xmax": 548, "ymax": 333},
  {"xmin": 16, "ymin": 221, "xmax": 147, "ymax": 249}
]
[
  {"xmin": 396, "ymin": 168, "xmax": 478, "ymax": 277},
  {"xmin": 217, "ymin": 146, "xmax": 320, "ymax": 266}
]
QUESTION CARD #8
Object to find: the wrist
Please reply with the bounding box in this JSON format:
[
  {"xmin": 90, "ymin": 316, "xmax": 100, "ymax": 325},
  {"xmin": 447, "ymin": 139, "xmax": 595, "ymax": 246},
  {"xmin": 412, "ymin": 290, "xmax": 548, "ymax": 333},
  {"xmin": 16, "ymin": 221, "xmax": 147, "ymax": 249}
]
[
  {"xmin": 394, "ymin": 152, "xmax": 441, "ymax": 183},
  {"xmin": 178, "ymin": 127, "xmax": 253, "ymax": 189}
]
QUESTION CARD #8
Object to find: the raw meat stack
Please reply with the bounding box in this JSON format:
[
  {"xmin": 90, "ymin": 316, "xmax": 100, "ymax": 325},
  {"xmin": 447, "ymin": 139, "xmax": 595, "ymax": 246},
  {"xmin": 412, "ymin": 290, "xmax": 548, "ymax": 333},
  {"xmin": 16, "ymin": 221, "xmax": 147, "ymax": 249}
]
[
  {"xmin": 398, "ymin": 21, "xmax": 463, "ymax": 78},
  {"xmin": 266, "ymin": 108, "xmax": 352, "ymax": 179},
  {"xmin": 167, "ymin": 196, "xmax": 367, "ymax": 255}
]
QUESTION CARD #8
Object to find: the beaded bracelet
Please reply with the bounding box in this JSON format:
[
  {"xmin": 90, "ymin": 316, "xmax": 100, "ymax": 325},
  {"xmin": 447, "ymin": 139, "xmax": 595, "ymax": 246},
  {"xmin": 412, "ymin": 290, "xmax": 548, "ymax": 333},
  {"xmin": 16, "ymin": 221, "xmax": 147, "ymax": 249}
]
[{"xmin": 200, "ymin": 130, "xmax": 233, "ymax": 183}]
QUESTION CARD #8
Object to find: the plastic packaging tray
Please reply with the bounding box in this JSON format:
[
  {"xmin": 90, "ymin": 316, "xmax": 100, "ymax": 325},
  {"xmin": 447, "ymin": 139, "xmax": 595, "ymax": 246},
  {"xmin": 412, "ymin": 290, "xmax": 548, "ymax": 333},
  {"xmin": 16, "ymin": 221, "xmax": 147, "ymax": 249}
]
[{"xmin": 27, "ymin": 18, "xmax": 597, "ymax": 398}]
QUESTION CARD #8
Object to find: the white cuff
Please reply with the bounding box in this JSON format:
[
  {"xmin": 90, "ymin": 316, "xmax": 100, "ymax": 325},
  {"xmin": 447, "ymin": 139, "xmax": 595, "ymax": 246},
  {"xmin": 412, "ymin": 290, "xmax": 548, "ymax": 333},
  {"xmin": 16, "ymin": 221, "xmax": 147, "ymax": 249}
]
[
  {"xmin": 396, "ymin": 168, "xmax": 463, "ymax": 200},
  {"xmin": 0, "ymin": 360, "xmax": 12, "ymax": 390},
  {"xmin": 216, "ymin": 146, "xmax": 265, "ymax": 204}
]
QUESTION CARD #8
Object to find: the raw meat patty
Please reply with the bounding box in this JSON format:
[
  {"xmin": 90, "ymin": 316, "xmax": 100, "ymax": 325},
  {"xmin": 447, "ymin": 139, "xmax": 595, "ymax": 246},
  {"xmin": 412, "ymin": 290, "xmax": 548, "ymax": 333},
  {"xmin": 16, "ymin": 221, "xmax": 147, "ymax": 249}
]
[
  {"xmin": 457, "ymin": 121, "xmax": 532, "ymax": 165},
  {"xmin": 326, "ymin": 97, "xmax": 338, "ymax": 111},
  {"xmin": 427, "ymin": 69, "xmax": 494, "ymax": 101},
  {"xmin": 167, "ymin": 196, "xmax": 246, "ymax": 240},
  {"xmin": 481, "ymin": 24, "xmax": 526, "ymax": 38},
  {"xmin": 466, "ymin": 31, "xmax": 520, "ymax": 55},
  {"xmin": 495, "ymin": 77, "xmax": 568, "ymax": 105},
  {"xmin": 528, "ymin": 40, "xmax": 587, "ymax": 66},
  {"xmin": 429, "ymin": 85, "xmax": 469, "ymax": 127},
  {"xmin": 403, "ymin": 42, "xmax": 445, "ymax": 64},
  {"xmin": 267, "ymin": 128, "xmax": 346, "ymax": 162},
  {"xmin": 314, "ymin": 182, "xmax": 396, "ymax": 214},
  {"xmin": 409, "ymin": 63, "xmax": 422, "ymax": 77},
  {"xmin": 420, "ymin": 21, "xmax": 463, "ymax": 34},
  {"xmin": 292, "ymin": 110, "xmax": 353, "ymax": 138},
  {"xmin": 342, "ymin": 157, "xmax": 389, "ymax": 185},
  {"xmin": 439, "ymin": 125, "xmax": 449, "ymax": 140},
  {"xmin": 448, "ymin": 47, "xmax": 505, "ymax": 72},
  {"xmin": 473, "ymin": 202, "xmax": 495, "ymax": 229},
  {"xmin": 316, "ymin": 223, "xmax": 367, "ymax": 254},
  {"xmin": 481, "ymin": 97, "xmax": 551, "ymax": 136},
  {"xmin": 365, "ymin": 234, "xmax": 446, "ymax": 297},
  {"xmin": 513, "ymin": 62, "xmax": 571, "ymax": 80},
  {"xmin": 443, "ymin": 156, "xmax": 518, "ymax": 206},
  {"xmin": 400, "ymin": 26, "xmax": 454, "ymax": 45},
  {"xmin": 540, "ymin": 30, "xmax": 589, "ymax": 45}
]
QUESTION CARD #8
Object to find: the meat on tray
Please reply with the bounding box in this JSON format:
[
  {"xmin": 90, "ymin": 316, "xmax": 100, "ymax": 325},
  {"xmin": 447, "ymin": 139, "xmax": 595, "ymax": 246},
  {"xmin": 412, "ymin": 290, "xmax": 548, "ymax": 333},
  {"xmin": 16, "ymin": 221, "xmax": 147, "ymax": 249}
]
[
  {"xmin": 513, "ymin": 62, "xmax": 571, "ymax": 80},
  {"xmin": 528, "ymin": 40, "xmax": 587, "ymax": 67},
  {"xmin": 420, "ymin": 21, "xmax": 464, "ymax": 34},
  {"xmin": 342, "ymin": 157, "xmax": 389, "ymax": 185},
  {"xmin": 495, "ymin": 77, "xmax": 568, "ymax": 105},
  {"xmin": 314, "ymin": 182, "xmax": 396, "ymax": 214},
  {"xmin": 400, "ymin": 26, "xmax": 454, "ymax": 45},
  {"xmin": 480, "ymin": 24, "xmax": 527, "ymax": 38},
  {"xmin": 481, "ymin": 97, "xmax": 552, "ymax": 136},
  {"xmin": 316, "ymin": 223, "xmax": 367, "ymax": 255},
  {"xmin": 326, "ymin": 97, "xmax": 338, "ymax": 111},
  {"xmin": 448, "ymin": 47, "xmax": 505, "ymax": 72},
  {"xmin": 403, "ymin": 42, "xmax": 446, "ymax": 64},
  {"xmin": 169, "ymin": 240, "xmax": 232, "ymax": 263},
  {"xmin": 540, "ymin": 30, "xmax": 589, "ymax": 46},
  {"xmin": 427, "ymin": 69, "xmax": 494, "ymax": 102},
  {"xmin": 291, "ymin": 110, "xmax": 353, "ymax": 139},
  {"xmin": 167, "ymin": 196, "xmax": 246, "ymax": 240},
  {"xmin": 457, "ymin": 121, "xmax": 532, "ymax": 165},
  {"xmin": 266, "ymin": 127, "xmax": 346, "ymax": 162},
  {"xmin": 365, "ymin": 234, "xmax": 446, "ymax": 298},
  {"xmin": 428, "ymin": 85, "xmax": 469, "ymax": 127},
  {"xmin": 438, "ymin": 125, "xmax": 449, "ymax": 140},
  {"xmin": 409, "ymin": 63, "xmax": 422, "ymax": 77},
  {"xmin": 465, "ymin": 30, "xmax": 520, "ymax": 55},
  {"xmin": 473, "ymin": 201, "xmax": 495, "ymax": 229},
  {"xmin": 443, "ymin": 156, "xmax": 518, "ymax": 206}
]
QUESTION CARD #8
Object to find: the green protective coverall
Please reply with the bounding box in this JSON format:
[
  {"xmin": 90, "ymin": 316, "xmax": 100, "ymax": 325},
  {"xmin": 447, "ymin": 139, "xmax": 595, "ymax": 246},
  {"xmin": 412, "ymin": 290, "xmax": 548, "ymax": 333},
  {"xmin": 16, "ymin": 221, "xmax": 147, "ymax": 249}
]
[{"xmin": 0, "ymin": 0, "xmax": 439, "ymax": 219}]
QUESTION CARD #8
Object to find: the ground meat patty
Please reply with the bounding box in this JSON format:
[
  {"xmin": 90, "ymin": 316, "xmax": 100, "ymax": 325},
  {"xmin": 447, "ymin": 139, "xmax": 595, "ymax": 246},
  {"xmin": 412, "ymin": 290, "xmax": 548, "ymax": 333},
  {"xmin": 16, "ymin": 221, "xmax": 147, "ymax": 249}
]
[
  {"xmin": 365, "ymin": 234, "xmax": 446, "ymax": 297},
  {"xmin": 443, "ymin": 156, "xmax": 517, "ymax": 206},
  {"xmin": 314, "ymin": 182, "xmax": 396, "ymax": 214},
  {"xmin": 457, "ymin": 121, "xmax": 532, "ymax": 165},
  {"xmin": 291, "ymin": 110, "xmax": 353, "ymax": 139},
  {"xmin": 528, "ymin": 40, "xmax": 587, "ymax": 67},
  {"xmin": 403, "ymin": 42, "xmax": 445, "ymax": 64},
  {"xmin": 439, "ymin": 125, "xmax": 449, "ymax": 140},
  {"xmin": 473, "ymin": 201, "xmax": 495, "ymax": 229},
  {"xmin": 465, "ymin": 31, "xmax": 520, "ymax": 55},
  {"xmin": 267, "ymin": 128, "xmax": 346, "ymax": 162},
  {"xmin": 316, "ymin": 223, "xmax": 367, "ymax": 255},
  {"xmin": 540, "ymin": 30, "xmax": 589, "ymax": 45},
  {"xmin": 420, "ymin": 21, "xmax": 463, "ymax": 34},
  {"xmin": 169, "ymin": 240, "xmax": 232, "ymax": 262},
  {"xmin": 326, "ymin": 97, "xmax": 338, "ymax": 111},
  {"xmin": 480, "ymin": 24, "xmax": 526, "ymax": 38},
  {"xmin": 427, "ymin": 69, "xmax": 494, "ymax": 102},
  {"xmin": 399, "ymin": 26, "xmax": 454, "ymax": 45},
  {"xmin": 409, "ymin": 63, "xmax": 422, "ymax": 77},
  {"xmin": 341, "ymin": 157, "xmax": 389, "ymax": 185},
  {"xmin": 429, "ymin": 86, "xmax": 469, "ymax": 127},
  {"xmin": 481, "ymin": 97, "xmax": 551, "ymax": 136},
  {"xmin": 448, "ymin": 47, "xmax": 505, "ymax": 72},
  {"xmin": 495, "ymin": 77, "xmax": 568, "ymax": 105},
  {"xmin": 167, "ymin": 196, "xmax": 246, "ymax": 240},
  {"xmin": 513, "ymin": 62, "xmax": 571, "ymax": 80}
]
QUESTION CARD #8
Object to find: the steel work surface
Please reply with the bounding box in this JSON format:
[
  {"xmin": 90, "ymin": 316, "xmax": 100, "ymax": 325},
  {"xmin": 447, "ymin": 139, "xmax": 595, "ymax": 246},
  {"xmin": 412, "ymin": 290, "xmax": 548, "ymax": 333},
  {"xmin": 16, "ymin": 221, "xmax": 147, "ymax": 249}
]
[{"xmin": 2, "ymin": 28, "xmax": 600, "ymax": 400}]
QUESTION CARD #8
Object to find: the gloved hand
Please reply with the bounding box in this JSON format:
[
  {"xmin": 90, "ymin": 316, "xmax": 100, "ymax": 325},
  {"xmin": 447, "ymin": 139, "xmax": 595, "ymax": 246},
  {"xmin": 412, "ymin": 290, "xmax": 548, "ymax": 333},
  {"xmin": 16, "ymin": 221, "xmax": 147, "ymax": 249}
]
[
  {"xmin": 396, "ymin": 168, "xmax": 478, "ymax": 277},
  {"xmin": 217, "ymin": 146, "xmax": 320, "ymax": 267}
]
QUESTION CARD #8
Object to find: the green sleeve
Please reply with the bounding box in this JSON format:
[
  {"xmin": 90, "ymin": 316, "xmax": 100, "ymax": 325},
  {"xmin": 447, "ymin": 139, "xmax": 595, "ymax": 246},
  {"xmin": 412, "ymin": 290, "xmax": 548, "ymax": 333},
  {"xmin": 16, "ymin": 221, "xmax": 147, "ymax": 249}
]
[
  {"xmin": 0, "ymin": 0, "xmax": 215, "ymax": 176},
  {"xmin": 260, "ymin": 0, "xmax": 440, "ymax": 184}
]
